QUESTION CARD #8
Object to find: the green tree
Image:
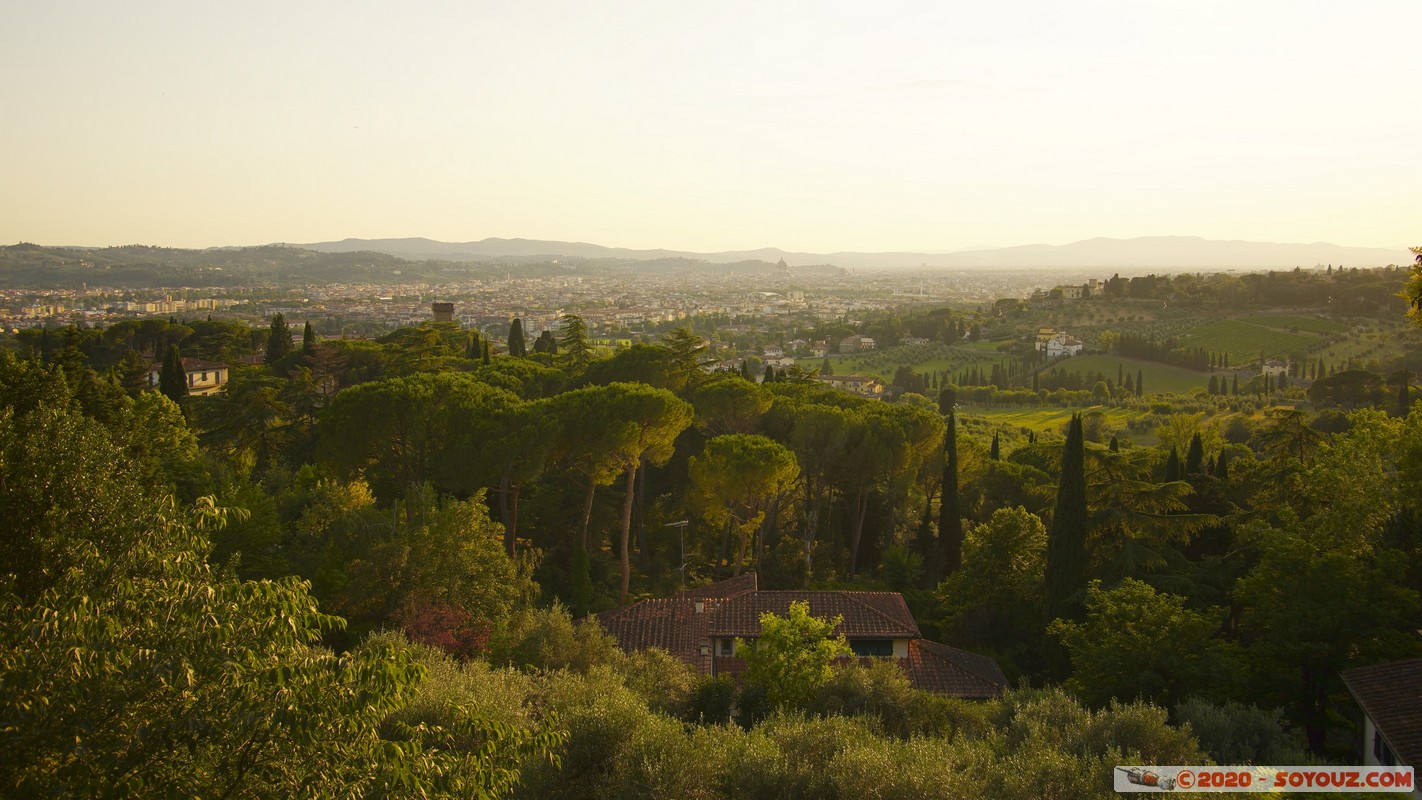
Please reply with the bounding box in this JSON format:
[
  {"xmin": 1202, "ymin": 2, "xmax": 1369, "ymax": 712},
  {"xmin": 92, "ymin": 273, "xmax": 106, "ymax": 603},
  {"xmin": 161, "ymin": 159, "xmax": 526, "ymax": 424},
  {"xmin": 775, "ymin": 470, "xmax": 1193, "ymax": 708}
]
[
  {"xmin": 602, "ymin": 384, "xmax": 694, "ymax": 602},
  {"xmin": 264, "ymin": 312, "xmax": 293, "ymax": 364},
  {"xmin": 1402, "ymin": 245, "xmax": 1422, "ymax": 327},
  {"xmin": 559, "ymin": 314, "xmax": 591, "ymax": 372},
  {"xmin": 1236, "ymin": 523, "xmax": 1420, "ymax": 754},
  {"xmin": 302, "ymin": 320, "xmax": 317, "ymax": 355},
  {"xmin": 661, "ymin": 326, "xmax": 709, "ymax": 390},
  {"xmin": 689, "ymin": 376, "xmax": 772, "ymax": 436},
  {"xmin": 1251, "ymin": 406, "xmax": 1324, "ymax": 465},
  {"xmin": 116, "ymin": 348, "xmax": 150, "ymax": 397},
  {"xmin": 1184, "ymin": 432, "xmax": 1205, "ymax": 476},
  {"xmin": 0, "ymin": 403, "xmax": 558, "ymax": 797},
  {"xmin": 740, "ymin": 600, "xmax": 852, "ymax": 713},
  {"xmin": 158, "ymin": 343, "xmax": 187, "ymax": 403},
  {"xmin": 319, "ymin": 373, "xmax": 517, "ymax": 506},
  {"xmin": 1045, "ymin": 413, "xmax": 1089, "ymax": 621},
  {"xmin": 508, "ymin": 318, "xmax": 527, "ymax": 357},
  {"xmin": 938, "ymin": 506, "xmax": 1047, "ymax": 660},
  {"xmin": 1049, "ymin": 579, "xmax": 1237, "ymax": 708},
  {"xmin": 689, "ymin": 434, "xmax": 800, "ymax": 575},
  {"xmin": 936, "ymin": 410, "xmax": 962, "ymax": 577}
]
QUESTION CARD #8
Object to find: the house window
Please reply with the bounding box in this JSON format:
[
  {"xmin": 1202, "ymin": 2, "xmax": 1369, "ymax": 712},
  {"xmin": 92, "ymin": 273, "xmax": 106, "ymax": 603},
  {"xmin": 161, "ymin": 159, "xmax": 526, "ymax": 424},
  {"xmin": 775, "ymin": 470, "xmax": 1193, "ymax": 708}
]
[
  {"xmin": 719, "ymin": 639, "xmax": 733, "ymax": 656},
  {"xmin": 850, "ymin": 639, "xmax": 894, "ymax": 657},
  {"xmin": 1374, "ymin": 731, "xmax": 1396, "ymax": 766},
  {"xmin": 201, "ymin": 371, "xmax": 208, "ymax": 381}
]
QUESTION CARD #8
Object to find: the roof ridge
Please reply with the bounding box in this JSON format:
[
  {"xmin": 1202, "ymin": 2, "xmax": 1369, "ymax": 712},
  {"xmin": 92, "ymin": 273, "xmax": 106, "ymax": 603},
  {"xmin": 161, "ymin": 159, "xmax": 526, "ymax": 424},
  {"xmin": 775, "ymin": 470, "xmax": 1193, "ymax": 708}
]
[{"xmin": 839, "ymin": 592, "xmax": 921, "ymax": 638}]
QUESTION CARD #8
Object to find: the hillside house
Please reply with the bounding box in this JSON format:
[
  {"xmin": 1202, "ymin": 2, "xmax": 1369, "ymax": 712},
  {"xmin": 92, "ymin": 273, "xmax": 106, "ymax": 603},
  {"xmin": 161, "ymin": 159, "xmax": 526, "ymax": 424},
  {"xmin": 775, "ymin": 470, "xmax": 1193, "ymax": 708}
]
[
  {"xmin": 1342, "ymin": 658, "xmax": 1422, "ymax": 797},
  {"xmin": 1039, "ymin": 332, "xmax": 1084, "ymax": 359},
  {"xmin": 839, "ymin": 334, "xmax": 876, "ymax": 353},
  {"xmin": 1260, "ymin": 359, "xmax": 1291, "ymax": 378},
  {"xmin": 815, "ymin": 374, "xmax": 886, "ymax": 398},
  {"xmin": 146, "ymin": 357, "xmax": 229, "ymax": 396},
  {"xmin": 597, "ymin": 574, "xmax": 1008, "ymax": 698}
]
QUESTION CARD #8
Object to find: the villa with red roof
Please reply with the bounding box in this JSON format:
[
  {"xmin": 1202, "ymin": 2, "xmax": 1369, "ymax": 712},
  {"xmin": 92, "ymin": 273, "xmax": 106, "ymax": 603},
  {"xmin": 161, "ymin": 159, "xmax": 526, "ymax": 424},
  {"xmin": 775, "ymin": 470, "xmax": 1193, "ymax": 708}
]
[{"xmin": 596, "ymin": 573, "xmax": 1008, "ymax": 699}]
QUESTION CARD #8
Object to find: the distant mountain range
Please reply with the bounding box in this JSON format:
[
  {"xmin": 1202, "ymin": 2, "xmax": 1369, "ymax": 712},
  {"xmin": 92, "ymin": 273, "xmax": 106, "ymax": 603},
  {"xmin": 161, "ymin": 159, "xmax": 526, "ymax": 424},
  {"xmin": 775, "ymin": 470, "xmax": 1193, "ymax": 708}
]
[{"xmin": 291, "ymin": 235, "xmax": 1410, "ymax": 270}]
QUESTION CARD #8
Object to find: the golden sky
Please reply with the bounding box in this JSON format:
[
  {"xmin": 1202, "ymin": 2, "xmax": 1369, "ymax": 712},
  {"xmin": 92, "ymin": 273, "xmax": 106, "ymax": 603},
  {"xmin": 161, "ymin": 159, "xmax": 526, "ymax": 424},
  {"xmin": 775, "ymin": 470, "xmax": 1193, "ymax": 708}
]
[{"xmin": 2, "ymin": 1, "xmax": 1418, "ymax": 252}]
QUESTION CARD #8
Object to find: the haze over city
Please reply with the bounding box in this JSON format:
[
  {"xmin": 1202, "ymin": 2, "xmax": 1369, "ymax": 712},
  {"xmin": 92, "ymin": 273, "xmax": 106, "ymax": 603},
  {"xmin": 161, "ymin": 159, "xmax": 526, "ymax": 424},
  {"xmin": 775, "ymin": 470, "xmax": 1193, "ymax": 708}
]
[{"xmin": 3, "ymin": 1, "xmax": 1419, "ymax": 253}]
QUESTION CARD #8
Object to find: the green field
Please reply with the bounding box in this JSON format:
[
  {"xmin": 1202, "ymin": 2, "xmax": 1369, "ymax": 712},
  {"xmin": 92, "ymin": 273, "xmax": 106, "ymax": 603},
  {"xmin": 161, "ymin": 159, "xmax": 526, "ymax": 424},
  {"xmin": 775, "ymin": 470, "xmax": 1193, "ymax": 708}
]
[
  {"xmin": 964, "ymin": 405, "xmax": 1154, "ymax": 441},
  {"xmin": 1179, "ymin": 319, "xmax": 1320, "ymax": 365},
  {"xmin": 834, "ymin": 343, "xmax": 1002, "ymax": 381},
  {"xmin": 1238, "ymin": 314, "xmax": 1348, "ymax": 334},
  {"xmin": 1045, "ymin": 355, "xmax": 1210, "ymax": 394}
]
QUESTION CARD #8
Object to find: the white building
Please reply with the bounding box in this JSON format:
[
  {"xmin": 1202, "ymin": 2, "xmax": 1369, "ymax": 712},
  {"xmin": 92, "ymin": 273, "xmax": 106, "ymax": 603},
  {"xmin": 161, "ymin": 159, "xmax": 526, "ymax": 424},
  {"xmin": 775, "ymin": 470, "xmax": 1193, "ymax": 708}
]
[
  {"xmin": 147, "ymin": 357, "xmax": 229, "ymax": 397},
  {"xmin": 1040, "ymin": 332, "xmax": 1084, "ymax": 359}
]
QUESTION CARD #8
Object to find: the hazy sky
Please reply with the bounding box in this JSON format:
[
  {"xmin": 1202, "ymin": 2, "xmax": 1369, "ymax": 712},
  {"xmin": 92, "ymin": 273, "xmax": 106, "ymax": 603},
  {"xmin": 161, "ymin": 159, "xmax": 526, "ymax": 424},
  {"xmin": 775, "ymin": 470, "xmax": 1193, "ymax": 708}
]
[{"xmin": 2, "ymin": 1, "xmax": 1418, "ymax": 252}]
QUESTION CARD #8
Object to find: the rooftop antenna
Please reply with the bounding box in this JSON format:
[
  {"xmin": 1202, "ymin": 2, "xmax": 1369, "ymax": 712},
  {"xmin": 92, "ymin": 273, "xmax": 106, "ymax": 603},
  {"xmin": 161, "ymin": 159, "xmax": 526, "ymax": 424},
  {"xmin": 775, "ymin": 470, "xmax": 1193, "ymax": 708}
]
[{"xmin": 665, "ymin": 520, "xmax": 689, "ymax": 586}]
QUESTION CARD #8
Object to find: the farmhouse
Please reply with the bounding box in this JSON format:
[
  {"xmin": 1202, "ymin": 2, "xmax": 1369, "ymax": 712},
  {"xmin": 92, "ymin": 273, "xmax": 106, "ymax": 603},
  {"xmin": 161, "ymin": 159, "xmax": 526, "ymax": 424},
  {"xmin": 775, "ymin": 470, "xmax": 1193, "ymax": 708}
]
[
  {"xmin": 146, "ymin": 357, "xmax": 229, "ymax": 396},
  {"xmin": 1039, "ymin": 331, "xmax": 1084, "ymax": 359},
  {"xmin": 815, "ymin": 374, "xmax": 886, "ymax": 398},
  {"xmin": 839, "ymin": 334, "xmax": 876, "ymax": 353},
  {"xmin": 597, "ymin": 574, "xmax": 1008, "ymax": 698},
  {"xmin": 1260, "ymin": 358, "xmax": 1291, "ymax": 378}
]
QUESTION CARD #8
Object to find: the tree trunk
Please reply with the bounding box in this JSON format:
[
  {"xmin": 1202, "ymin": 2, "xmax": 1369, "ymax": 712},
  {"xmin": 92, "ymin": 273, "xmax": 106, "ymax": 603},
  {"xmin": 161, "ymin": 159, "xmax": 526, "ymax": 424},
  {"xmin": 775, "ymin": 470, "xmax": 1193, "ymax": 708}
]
[
  {"xmin": 580, "ymin": 480, "xmax": 597, "ymax": 553},
  {"xmin": 732, "ymin": 509, "xmax": 749, "ymax": 577},
  {"xmin": 801, "ymin": 482, "xmax": 821, "ymax": 578},
  {"xmin": 847, "ymin": 488, "xmax": 871, "ymax": 575},
  {"xmin": 619, "ymin": 465, "xmax": 637, "ymax": 604},
  {"xmin": 498, "ymin": 474, "xmax": 517, "ymax": 556},
  {"xmin": 717, "ymin": 516, "xmax": 733, "ymax": 570},
  {"xmin": 634, "ymin": 455, "xmax": 647, "ymax": 554}
]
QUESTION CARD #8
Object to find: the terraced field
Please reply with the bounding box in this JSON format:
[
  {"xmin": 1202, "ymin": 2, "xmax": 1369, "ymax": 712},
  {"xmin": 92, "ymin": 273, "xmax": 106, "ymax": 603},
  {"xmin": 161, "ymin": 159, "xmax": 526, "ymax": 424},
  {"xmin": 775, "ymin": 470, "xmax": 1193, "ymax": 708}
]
[
  {"xmin": 965, "ymin": 405, "xmax": 1153, "ymax": 440},
  {"xmin": 1238, "ymin": 314, "xmax": 1348, "ymax": 334},
  {"xmin": 834, "ymin": 341, "xmax": 1005, "ymax": 381},
  {"xmin": 1179, "ymin": 319, "xmax": 1321, "ymax": 365},
  {"xmin": 1043, "ymin": 355, "xmax": 1210, "ymax": 394}
]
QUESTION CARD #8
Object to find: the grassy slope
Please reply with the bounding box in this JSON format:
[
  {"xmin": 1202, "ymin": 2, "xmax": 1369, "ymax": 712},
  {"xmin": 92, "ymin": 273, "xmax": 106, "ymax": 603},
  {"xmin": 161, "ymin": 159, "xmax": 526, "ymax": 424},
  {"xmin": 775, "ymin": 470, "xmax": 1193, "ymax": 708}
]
[
  {"xmin": 1178, "ymin": 319, "xmax": 1320, "ymax": 364},
  {"xmin": 1043, "ymin": 354, "xmax": 1211, "ymax": 394}
]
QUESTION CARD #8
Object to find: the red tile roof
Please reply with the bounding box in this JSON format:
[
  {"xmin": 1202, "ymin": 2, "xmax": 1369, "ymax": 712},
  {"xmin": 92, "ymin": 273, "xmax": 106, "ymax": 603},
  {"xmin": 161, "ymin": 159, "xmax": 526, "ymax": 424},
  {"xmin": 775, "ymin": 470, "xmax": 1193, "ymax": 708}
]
[
  {"xmin": 1343, "ymin": 657, "xmax": 1422, "ymax": 768},
  {"xmin": 704, "ymin": 590, "xmax": 921, "ymax": 639},
  {"xmin": 594, "ymin": 575, "xmax": 1007, "ymax": 698},
  {"xmin": 597, "ymin": 598, "xmax": 709, "ymax": 672},
  {"xmin": 906, "ymin": 640, "xmax": 1009, "ymax": 699}
]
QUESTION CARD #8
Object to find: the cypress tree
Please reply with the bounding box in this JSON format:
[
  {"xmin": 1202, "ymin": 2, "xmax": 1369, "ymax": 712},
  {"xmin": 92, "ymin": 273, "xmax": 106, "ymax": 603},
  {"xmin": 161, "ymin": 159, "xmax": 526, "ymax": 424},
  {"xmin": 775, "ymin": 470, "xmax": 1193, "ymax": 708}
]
[
  {"xmin": 508, "ymin": 318, "xmax": 527, "ymax": 357},
  {"xmin": 1400, "ymin": 378, "xmax": 1412, "ymax": 417},
  {"xmin": 1044, "ymin": 413, "xmax": 1088, "ymax": 621},
  {"xmin": 481, "ymin": 340, "xmax": 491, "ymax": 365},
  {"xmin": 821, "ymin": 358, "xmax": 832, "ymax": 375},
  {"xmin": 1185, "ymin": 432, "xmax": 1205, "ymax": 476},
  {"xmin": 466, "ymin": 332, "xmax": 480, "ymax": 359},
  {"xmin": 1232, "ymin": 374, "xmax": 1239, "ymax": 395},
  {"xmin": 265, "ymin": 313, "xmax": 292, "ymax": 364},
  {"xmin": 1108, "ymin": 435, "xmax": 1119, "ymax": 452},
  {"xmin": 989, "ymin": 431, "xmax": 1000, "ymax": 460},
  {"xmin": 1164, "ymin": 448, "xmax": 1181, "ymax": 482},
  {"xmin": 159, "ymin": 344, "xmax": 188, "ymax": 402},
  {"xmin": 301, "ymin": 321, "xmax": 316, "ymax": 355},
  {"xmin": 938, "ymin": 411, "xmax": 962, "ymax": 575},
  {"xmin": 1214, "ymin": 451, "xmax": 1230, "ymax": 480}
]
